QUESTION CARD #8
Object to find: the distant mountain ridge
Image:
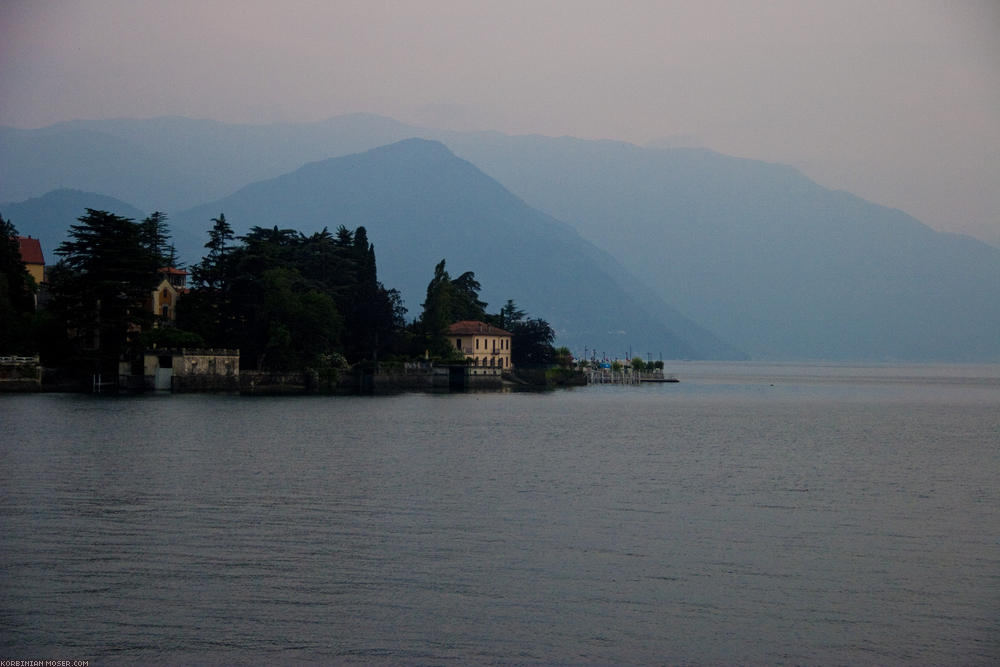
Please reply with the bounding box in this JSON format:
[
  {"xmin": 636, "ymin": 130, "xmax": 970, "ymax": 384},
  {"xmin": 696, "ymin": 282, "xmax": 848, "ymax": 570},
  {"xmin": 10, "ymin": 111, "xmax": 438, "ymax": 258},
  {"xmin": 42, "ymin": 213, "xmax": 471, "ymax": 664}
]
[
  {"xmin": 0, "ymin": 115, "xmax": 419, "ymax": 210},
  {"xmin": 168, "ymin": 138, "xmax": 741, "ymax": 360},
  {"xmin": 454, "ymin": 138, "xmax": 1000, "ymax": 360},
  {"xmin": 0, "ymin": 189, "xmax": 146, "ymax": 261},
  {"xmin": 3, "ymin": 114, "xmax": 999, "ymax": 360}
]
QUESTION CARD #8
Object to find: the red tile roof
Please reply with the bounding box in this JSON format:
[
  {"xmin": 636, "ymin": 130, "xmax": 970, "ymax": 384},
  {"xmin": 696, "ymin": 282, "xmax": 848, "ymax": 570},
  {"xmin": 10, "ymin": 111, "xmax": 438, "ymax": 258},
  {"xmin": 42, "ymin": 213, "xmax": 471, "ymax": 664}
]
[
  {"xmin": 16, "ymin": 236, "xmax": 44, "ymax": 265},
  {"xmin": 447, "ymin": 320, "xmax": 512, "ymax": 336},
  {"xmin": 159, "ymin": 267, "xmax": 189, "ymax": 275}
]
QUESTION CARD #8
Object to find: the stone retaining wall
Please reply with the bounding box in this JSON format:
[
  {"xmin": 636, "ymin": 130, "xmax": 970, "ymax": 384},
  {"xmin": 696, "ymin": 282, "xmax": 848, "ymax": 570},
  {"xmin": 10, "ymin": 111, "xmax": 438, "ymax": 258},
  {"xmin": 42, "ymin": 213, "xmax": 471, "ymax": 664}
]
[{"xmin": 0, "ymin": 356, "xmax": 42, "ymax": 392}]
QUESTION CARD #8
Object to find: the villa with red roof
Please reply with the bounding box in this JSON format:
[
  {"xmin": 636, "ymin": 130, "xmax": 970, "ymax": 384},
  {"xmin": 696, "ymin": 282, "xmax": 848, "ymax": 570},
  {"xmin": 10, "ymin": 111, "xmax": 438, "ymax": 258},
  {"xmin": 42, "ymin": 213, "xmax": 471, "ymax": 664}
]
[
  {"xmin": 447, "ymin": 320, "xmax": 512, "ymax": 375},
  {"xmin": 16, "ymin": 236, "xmax": 45, "ymax": 286},
  {"xmin": 151, "ymin": 267, "xmax": 188, "ymax": 322}
]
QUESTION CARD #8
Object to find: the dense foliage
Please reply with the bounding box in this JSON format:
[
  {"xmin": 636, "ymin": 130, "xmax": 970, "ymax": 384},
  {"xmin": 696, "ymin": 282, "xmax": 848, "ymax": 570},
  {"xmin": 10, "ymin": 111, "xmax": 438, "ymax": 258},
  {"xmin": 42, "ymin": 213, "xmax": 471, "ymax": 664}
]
[
  {"xmin": 44, "ymin": 209, "xmax": 166, "ymax": 376},
  {"xmin": 0, "ymin": 214, "xmax": 38, "ymax": 354},
  {"xmin": 414, "ymin": 259, "xmax": 488, "ymax": 358},
  {"xmin": 412, "ymin": 259, "xmax": 558, "ymax": 366},
  {"xmin": 2, "ymin": 208, "xmax": 561, "ymax": 382},
  {"xmin": 508, "ymin": 318, "xmax": 556, "ymax": 367},
  {"xmin": 179, "ymin": 222, "xmax": 406, "ymax": 371}
]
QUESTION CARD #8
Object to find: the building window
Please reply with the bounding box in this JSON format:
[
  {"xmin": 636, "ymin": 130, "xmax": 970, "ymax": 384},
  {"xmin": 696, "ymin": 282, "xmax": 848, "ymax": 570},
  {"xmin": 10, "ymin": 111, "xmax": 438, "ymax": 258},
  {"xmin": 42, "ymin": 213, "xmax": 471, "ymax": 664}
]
[{"xmin": 455, "ymin": 338, "xmax": 462, "ymax": 349}]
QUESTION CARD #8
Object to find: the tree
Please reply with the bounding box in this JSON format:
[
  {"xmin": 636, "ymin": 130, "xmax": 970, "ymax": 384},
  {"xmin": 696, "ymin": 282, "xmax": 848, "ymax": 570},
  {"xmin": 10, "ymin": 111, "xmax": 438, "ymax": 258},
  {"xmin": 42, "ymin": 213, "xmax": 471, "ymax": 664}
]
[
  {"xmin": 180, "ymin": 220, "xmax": 407, "ymax": 369},
  {"xmin": 138, "ymin": 327, "xmax": 205, "ymax": 349},
  {"xmin": 420, "ymin": 260, "xmax": 452, "ymax": 329},
  {"xmin": 334, "ymin": 225, "xmax": 354, "ymax": 247},
  {"xmin": 51, "ymin": 209, "xmax": 163, "ymax": 380},
  {"xmin": 450, "ymin": 271, "xmax": 488, "ymax": 321},
  {"xmin": 416, "ymin": 259, "xmax": 490, "ymax": 358},
  {"xmin": 0, "ymin": 214, "xmax": 38, "ymax": 354},
  {"xmin": 492, "ymin": 299, "xmax": 525, "ymax": 330},
  {"xmin": 418, "ymin": 259, "xmax": 488, "ymax": 329},
  {"xmin": 256, "ymin": 267, "xmax": 343, "ymax": 370},
  {"xmin": 352, "ymin": 226, "xmax": 377, "ymax": 287},
  {"xmin": 511, "ymin": 318, "xmax": 556, "ymax": 366},
  {"xmin": 190, "ymin": 213, "xmax": 233, "ymax": 290},
  {"xmin": 337, "ymin": 225, "xmax": 405, "ymax": 361},
  {"xmin": 554, "ymin": 346, "xmax": 574, "ymax": 368},
  {"xmin": 631, "ymin": 357, "xmax": 647, "ymax": 372},
  {"xmin": 140, "ymin": 211, "xmax": 173, "ymax": 267}
]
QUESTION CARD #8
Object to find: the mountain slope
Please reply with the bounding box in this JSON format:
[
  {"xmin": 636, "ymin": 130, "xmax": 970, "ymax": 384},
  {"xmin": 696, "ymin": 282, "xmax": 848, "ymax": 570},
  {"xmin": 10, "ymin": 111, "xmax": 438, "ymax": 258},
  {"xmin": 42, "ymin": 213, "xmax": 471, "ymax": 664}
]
[
  {"xmin": 446, "ymin": 138, "xmax": 1000, "ymax": 360},
  {"xmin": 0, "ymin": 115, "xmax": 421, "ymax": 211},
  {"xmin": 5, "ymin": 115, "xmax": 999, "ymax": 360},
  {"xmin": 0, "ymin": 189, "xmax": 146, "ymax": 263},
  {"xmin": 0, "ymin": 126, "xmax": 209, "ymax": 211},
  {"xmin": 171, "ymin": 139, "xmax": 741, "ymax": 359}
]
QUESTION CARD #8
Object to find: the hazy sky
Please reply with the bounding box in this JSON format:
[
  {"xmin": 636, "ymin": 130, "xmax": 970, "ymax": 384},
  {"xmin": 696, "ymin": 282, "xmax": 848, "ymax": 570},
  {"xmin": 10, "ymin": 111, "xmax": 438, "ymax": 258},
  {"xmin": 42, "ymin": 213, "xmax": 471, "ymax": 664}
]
[{"xmin": 2, "ymin": 0, "xmax": 998, "ymax": 244}]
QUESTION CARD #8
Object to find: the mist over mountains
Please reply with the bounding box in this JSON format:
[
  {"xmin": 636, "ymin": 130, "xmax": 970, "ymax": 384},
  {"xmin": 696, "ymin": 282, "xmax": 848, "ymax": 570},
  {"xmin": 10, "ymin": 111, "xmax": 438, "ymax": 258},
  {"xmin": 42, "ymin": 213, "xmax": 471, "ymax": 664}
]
[
  {"xmin": 0, "ymin": 189, "xmax": 144, "ymax": 263},
  {"xmin": 0, "ymin": 116, "xmax": 418, "ymax": 211},
  {"xmin": 446, "ymin": 137, "xmax": 1000, "ymax": 361},
  {"xmin": 171, "ymin": 139, "xmax": 739, "ymax": 360},
  {"xmin": 2, "ymin": 114, "xmax": 998, "ymax": 361}
]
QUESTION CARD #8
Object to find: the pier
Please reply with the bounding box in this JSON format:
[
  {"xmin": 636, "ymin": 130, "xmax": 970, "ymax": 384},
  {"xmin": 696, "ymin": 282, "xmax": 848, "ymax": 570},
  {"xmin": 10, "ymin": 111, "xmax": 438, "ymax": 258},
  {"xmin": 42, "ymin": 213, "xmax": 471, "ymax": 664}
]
[{"xmin": 585, "ymin": 368, "xmax": 678, "ymax": 385}]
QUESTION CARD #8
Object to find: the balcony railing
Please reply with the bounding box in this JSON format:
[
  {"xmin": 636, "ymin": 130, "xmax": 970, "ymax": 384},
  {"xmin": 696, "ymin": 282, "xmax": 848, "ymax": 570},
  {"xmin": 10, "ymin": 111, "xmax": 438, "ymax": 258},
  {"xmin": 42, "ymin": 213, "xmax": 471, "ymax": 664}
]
[{"xmin": 462, "ymin": 348, "xmax": 508, "ymax": 356}]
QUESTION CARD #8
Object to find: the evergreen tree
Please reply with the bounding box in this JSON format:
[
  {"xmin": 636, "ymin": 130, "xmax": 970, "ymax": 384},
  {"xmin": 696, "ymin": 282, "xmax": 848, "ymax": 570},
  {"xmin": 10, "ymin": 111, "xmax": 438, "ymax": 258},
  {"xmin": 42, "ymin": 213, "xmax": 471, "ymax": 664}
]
[
  {"xmin": 416, "ymin": 259, "xmax": 490, "ymax": 358},
  {"xmin": 190, "ymin": 213, "xmax": 234, "ymax": 290},
  {"xmin": 510, "ymin": 318, "xmax": 556, "ymax": 366},
  {"xmin": 450, "ymin": 271, "xmax": 488, "ymax": 322},
  {"xmin": 140, "ymin": 211, "xmax": 172, "ymax": 267},
  {"xmin": 334, "ymin": 225, "xmax": 354, "ymax": 247},
  {"xmin": 492, "ymin": 299, "xmax": 526, "ymax": 330},
  {"xmin": 0, "ymin": 214, "xmax": 38, "ymax": 354},
  {"xmin": 180, "ymin": 221, "xmax": 402, "ymax": 369},
  {"xmin": 416, "ymin": 259, "xmax": 456, "ymax": 357},
  {"xmin": 52, "ymin": 209, "xmax": 163, "ymax": 381},
  {"xmin": 183, "ymin": 214, "xmax": 241, "ymax": 349},
  {"xmin": 418, "ymin": 259, "xmax": 488, "ymax": 331},
  {"xmin": 352, "ymin": 226, "xmax": 377, "ymax": 287}
]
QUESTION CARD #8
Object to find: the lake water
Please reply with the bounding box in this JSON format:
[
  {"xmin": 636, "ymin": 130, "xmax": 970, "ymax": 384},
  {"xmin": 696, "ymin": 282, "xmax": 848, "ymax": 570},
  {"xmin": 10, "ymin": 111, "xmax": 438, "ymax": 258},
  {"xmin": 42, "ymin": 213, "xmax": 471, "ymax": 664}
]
[{"xmin": 1, "ymin": 362, "xmax": 998, "ymax": 665}]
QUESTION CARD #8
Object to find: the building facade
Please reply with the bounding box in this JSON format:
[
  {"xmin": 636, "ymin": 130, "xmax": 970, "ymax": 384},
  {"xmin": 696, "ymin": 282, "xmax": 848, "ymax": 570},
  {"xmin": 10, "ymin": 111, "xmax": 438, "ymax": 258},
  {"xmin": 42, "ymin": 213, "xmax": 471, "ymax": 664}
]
[
  {"xmin": 151, "ymin": 267, "xmax": 188, "ymax": 322},
  {"xmin": 142, "ymin": 348, "xmax": 239, "ymax": 391},
  {"xmin": 447, "ymin": 320, "xmax": 513, "ymax": 375},
  {"xmin": 16, "ymin": 237, "xmax": 45, "ymax": 308}
]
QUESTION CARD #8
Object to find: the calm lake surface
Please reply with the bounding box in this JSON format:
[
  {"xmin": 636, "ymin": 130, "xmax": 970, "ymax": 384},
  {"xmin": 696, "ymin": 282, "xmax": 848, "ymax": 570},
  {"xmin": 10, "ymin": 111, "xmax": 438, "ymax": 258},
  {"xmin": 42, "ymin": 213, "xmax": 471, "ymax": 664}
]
[{"xmin": 2, "ymin": 362, "xmax": 998, "ymax": 665}]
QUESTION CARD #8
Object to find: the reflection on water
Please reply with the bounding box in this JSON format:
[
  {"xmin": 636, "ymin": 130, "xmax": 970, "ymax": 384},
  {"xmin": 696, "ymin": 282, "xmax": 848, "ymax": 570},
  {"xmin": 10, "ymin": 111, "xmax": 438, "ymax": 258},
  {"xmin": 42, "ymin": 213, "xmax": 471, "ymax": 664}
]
[{"xmin": 1, "ymin": 363, "xmax": 998, "ymax": 665}]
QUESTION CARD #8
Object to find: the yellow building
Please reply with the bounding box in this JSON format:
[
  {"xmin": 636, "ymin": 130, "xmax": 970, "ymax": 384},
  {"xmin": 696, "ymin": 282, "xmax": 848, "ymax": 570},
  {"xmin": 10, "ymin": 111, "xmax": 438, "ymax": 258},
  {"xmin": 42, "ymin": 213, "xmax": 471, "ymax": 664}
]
[
  {"xmin": 16, "ymin": 236, "xmax": 45, "ymax": 286},
  {"xmin": 15, "ymin": 236, "xmax": 44, "ymax": 309},
  {"xmin": 151, "ymin": 267, "xmax": 188, "ymax": 322},
  {"xmin": 448, "ymin": 320, "xmax": 513, "ymax": 375}
]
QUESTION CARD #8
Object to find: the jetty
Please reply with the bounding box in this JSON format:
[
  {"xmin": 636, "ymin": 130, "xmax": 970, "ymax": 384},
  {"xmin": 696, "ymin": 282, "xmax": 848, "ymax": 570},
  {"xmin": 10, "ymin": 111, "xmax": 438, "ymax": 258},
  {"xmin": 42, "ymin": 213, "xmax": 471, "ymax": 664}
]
[{"xmin": 586, "ymin": 367, "xmax": 678, "ymax": 385}]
